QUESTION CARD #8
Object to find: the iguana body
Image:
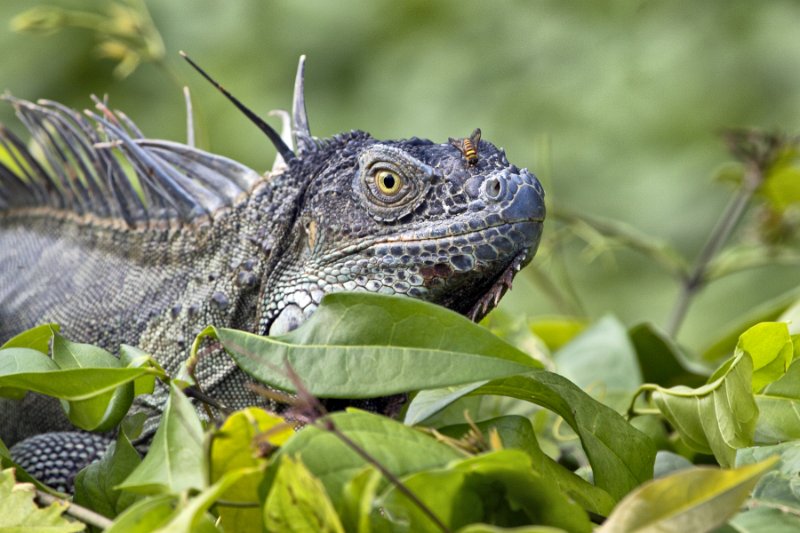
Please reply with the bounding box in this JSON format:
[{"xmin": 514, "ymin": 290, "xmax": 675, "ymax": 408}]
[{"xmin": 0, "ymin": 57, "xmax": 545, "ymax": 491}]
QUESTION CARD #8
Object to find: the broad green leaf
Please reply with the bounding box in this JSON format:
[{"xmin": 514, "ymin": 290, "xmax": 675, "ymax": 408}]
[
  {"xmin": 53, "ymin": 333, "xmax": 135, "ymax": 431},
  {"xmin": 458, "ymin": 526, "xmax": 568, "ymax": 533},
  {"xmin": 404, "ymin": 381, "xmax": 487, "ymax": 426},
  {"xmin": 201, "ymin": 292, "xmax": 542, "ymax": 398},
  {"xmin": 629, "ymin": 323, "xmax": 709, "ymax": 387},
  {"xmin": 0, "ymin": 468, "xmax": 83, "ymax": 532},
  {"xmin": 438, "ymin": 415, "xmax": 615, "ymax": 516},
  {"xmin": 265, "ymin": 410, "xmax": 462, "ymax": 510},
  {"xmin": 120, "ymin": 344, "xmax": 159, "ymax": 396},
  {"xmin": 376, "ymin": 450, "xmax": 592, "ymax": 532},
  {"xmin": 763, "ymin": 163, "xmax": 800, "ymax": 211},
  {"xmin": 754, "ymin": 359, "xmax": 800, "ymax": 443},
  {"xmin": 724, "ymin": 507, "xmax": 800, "ymax": 532},
  {"xmin": 154, "ymin": 467, "xmax": 260, "ymax": 533},
  {"xmin": 650, "ymin": 352, "xmax": 757, "ymax": 467},
  {"xmin": 555, "ymin": 315, "xmax": 642, "ymax": 413},
  {"xmin": 529, "ymin": 316, "xmax": 587, "ymax": 351},
  {"xmin": 341, "ymin": 466, "xmax": 382, "ymax": 533},
  {"xmin": 734, "ymin": 322, "xmax": 793, "ymax": 392},
  {"xmin": 0, "ymin": 347, "xmax": 158, "ymax": 401},
  {"xmin": 736, "ymin": 441, "xmax": 800, "ymax": 514},
  {"xmin": 105, "ymin": 494, "xmax": 176, "ymax": 533},
  {"xmin": 701, "ymin": 288, "xmax": 800, "ymax": 362},
  {"xmin": 653, "ymin": 451, "xmax": 693, "ymax": 479},
  {"xmin": 118, "ymin": 383, "xmax": 205, "ymax": 494},
  {"xmin": 0, "ymin": 323, "xmax": 58, "ymax": 353},
  {"xmin": 211, "ymin": 408, "xmax": 289, "ymax": 533},
  {"xmin": 264, "ymin": 456, "xmax": 345, "ymax": 533},
  {"xmin": 470, "ymin": 372, "xmax": 655, "ymax": 500},
  {"xmin": 598, "ymin": 458, "xmax": 778, "ymax": 533},
  {"xmin": 74, "ymin": 425, "xmax": 143, "ymax": 518}
]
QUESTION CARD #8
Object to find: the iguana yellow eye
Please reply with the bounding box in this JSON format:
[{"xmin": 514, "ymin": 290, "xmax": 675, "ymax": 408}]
[{"xmin": 375, "ymin": 169, "xmax": 403, "ymax": 196}]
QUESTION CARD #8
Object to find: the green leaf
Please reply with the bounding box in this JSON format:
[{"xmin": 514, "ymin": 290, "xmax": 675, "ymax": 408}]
[
  {"xmin": 117, "ymin": 382, "xmax": 205, "ymax": 494},
  {"xmin": 736, "ymin": 441, "xmax": 800, "ymax": 514},
  {"xmin": 264, "ymin": 456, "xmax": 345, "ymax": 533},
  {"xmin": 0, "ymin": 347, "xmax": 158, "ymax": 402},
  {"xmin": 735, "ymin": 322, "xmax": 793, "ymax": 393},
  {"xmin": 471, "ymin": 372, "xmax": 655, "ymax": 500},
  {"xmin": 629, "ymin": 323, "xmax": 709, "ymax": 387},
  {"xmin": 725, "ymin": 507, "xmax": 800, "ymax": 533},
  {"xmin": 105, "ymin": 494, "xmax": 176, "ymax": 533},
  {"xmin": 650, "ymin": 351, "xmax": 758, "ymax": 467},
  {"xmin": 153, "ymin": 467, "xmax": 260, "ymax": 533},
  {"xmin": 0, "ymin": 468, "xmax": 83, "ymax": 532},
  {"xmin": 438, "ymin": 415, "xmax": 615, "ymax": 516},
  {"xmin": 754, "ymin": 359, "xmax": 800, "ymax": 443},
  {"xmin": 529, "ymin": 317, "xmax": 587, "ymax": 351},
  {"xmin": 763, "ymin": 164, "xmax": 800, "ymax": 211},
  {"xmin": 701, "ymin": 288, "xmax": 800, "ymax": 362},
  {"xmin": 377, "ymin": 450, "xmax": 592, "ymax": 532},
  {"xmin": 457, "ymin": 526, "xmax": 568, "ymax": 533},
  {"xmin": 555, "ymin": 315, "xmax": 642, "ymax": 413},
  {"xmin": 265, "ymin": 410, "xmax": 462, "ymax": 510},
  {"xmin": 0, "ymin": 323, "xmax": 58, "ymax": 353},
  {"xmin": 203, "ymin": 292, "xmax": 542, "ymax": 398},
  {"xmin": 341, "ymin": 466, "xmax": 382, "ymax": 533},
  {"xmin": 211, "ymin": 407, "xmax": 289, "ymax": 533},
  {"xmin": 598, "ymin": 459, "xmax": 778, "ymax": 533},
  {"xmin": 74, "ymin": 424, "xmax": 143, "ymax": 518},
  {"xmin": 404, "ymin": 381, "xmax": 487, "ymax": 426},
  {"xmin": 52, "ymin": 333, "xmax": 135, "ymax": 432}
]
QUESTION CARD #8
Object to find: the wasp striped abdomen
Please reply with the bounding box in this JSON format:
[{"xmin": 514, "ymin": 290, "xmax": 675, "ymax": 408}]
[{"xmin": 449, "ymin": 128, "xmax": 482, "ymax": 166}]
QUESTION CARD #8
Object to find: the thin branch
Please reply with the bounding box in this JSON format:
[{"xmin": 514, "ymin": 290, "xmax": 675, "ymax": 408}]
[
  {"xmin": 321, "ymin": 419, "xmax": 452, "ymax": 533},
  {"xmin": 36, "ymin": 490, "xmax": 113, "ymax": 530},
  {"xmin": 665, "ymin": 162, "xmax": 763, "ymax": 337}
]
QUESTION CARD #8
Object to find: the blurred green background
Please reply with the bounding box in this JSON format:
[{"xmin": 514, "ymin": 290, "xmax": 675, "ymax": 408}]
[{"xmin": 1, "ymin": 0, "xmax": 798, "ymax": 351}]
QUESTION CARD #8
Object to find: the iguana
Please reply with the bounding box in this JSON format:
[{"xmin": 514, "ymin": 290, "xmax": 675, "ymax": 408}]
[{"xmin": 0, "ymin": 55, "xmax": 545, "ymax": 491}]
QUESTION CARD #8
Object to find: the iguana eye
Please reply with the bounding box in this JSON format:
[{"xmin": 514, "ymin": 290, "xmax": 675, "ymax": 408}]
[
  {"xmin": 375, "ymin": 169, "xmax": 403, "ymax": 196},
  {"xmin": 356, "ymin": 144, "xmax": 433, "ymax": 222}
]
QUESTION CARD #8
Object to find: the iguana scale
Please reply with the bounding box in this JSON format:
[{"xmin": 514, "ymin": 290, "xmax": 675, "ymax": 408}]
[{"xmin": 0, "ymin": 56, "xmax": 545, "ymax": 491}]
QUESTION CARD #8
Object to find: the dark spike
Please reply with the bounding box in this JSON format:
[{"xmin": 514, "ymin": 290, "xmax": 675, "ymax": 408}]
[{"xmin": 179, "ymin": 51, "xmax": 296, "ymax": 163}]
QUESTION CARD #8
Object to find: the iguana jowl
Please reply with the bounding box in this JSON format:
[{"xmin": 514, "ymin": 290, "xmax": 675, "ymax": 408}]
[{"xmin": 0, "ymin": 56, "xmax": 545, "ymax": 491}]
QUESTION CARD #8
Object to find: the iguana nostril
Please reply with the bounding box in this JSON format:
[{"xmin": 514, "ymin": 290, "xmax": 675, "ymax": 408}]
[{"xmin": 484, "ymin": 177, "xmax": 504, "ymax": 201}]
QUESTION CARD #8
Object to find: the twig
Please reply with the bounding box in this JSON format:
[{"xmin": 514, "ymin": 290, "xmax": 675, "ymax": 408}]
[
  {"xmin": 36, "ymin": 490, "xmax": 113, "ymax": 530},
  {"xmin": 320, "ymin": 418, "xmax": 452, "ymax": 533},
  {"xmin": 276, "ymin": 362, "xmax": 452, "ymax": 533},
  {"xmin": 665, "ymin": 162, "xmax": 763, "ymax": 337}
]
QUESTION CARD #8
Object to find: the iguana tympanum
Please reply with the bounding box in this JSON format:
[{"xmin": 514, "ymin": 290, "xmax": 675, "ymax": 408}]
[{"xmin": 0, "ymin": 56, "xmax": 545, "ymax": 491}]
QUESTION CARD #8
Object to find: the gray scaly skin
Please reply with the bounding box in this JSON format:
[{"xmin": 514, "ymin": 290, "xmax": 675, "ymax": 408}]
[{"xmin": 0, "ymin": 56, "xmax": 545, "ymax": 491}]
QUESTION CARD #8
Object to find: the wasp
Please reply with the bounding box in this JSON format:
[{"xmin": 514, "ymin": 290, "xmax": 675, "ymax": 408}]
[{"xmin": 449, "ymin": 128, "xmax": 481, "ymax": 165}]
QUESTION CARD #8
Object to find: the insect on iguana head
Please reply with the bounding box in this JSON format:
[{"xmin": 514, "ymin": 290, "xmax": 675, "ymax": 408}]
[{"xmin": 182, "ymin": 54, "xmax": 546, "ymax": 336}]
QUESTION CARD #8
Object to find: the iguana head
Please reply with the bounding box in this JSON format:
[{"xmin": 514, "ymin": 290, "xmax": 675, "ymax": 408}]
[
  {"xmin": 261, "ymin": 130, "xmax": 544, "ymax": 335},
  {"xmin": 257, "ymin": 61, "xmax": 545, "ymax": 334},
  {"xmin": 179, "ymin": 54, "xmax": 545, "ymax": 336}
]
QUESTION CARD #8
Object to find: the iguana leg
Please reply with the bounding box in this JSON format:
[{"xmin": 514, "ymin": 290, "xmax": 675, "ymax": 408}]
[{"xmin": 10, "ymin": 432, "xmax": 112, "ymax": 493}]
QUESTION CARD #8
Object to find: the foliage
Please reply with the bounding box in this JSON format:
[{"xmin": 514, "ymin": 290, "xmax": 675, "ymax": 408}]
[
  {"xmin": 2, "ymin": 3, "xmax": 800, "ymax": 532},
  {"xmin": 0, "ymin": 288, "xmax": 799, "ymax": 530}
]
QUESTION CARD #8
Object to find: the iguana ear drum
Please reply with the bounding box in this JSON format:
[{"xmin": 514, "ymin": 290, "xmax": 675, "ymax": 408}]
[{"xmin": 354, "ymin": 145, "xmax": 434, "ymax": 222}]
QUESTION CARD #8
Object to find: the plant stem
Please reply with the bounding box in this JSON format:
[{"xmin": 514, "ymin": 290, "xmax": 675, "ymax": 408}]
[
  {"xmin": 36, "ymin": 490, "xmax": 113, "ymax": 530},
  {"xmin": 665, "ymin": 163, "xmax": 763, "ymax": 337},
  {"xmin": 324, "ymin": 420, "xmax": 452, "ymax": 533}
]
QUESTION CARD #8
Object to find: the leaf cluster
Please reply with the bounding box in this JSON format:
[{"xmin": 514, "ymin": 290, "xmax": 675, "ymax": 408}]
[{"xmin": 1, "ymin": 293, "xmax": 798, "ymax": 532}]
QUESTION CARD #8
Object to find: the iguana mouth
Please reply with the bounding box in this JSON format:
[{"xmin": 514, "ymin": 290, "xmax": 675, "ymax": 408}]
[{"xmin": 466, "ymin": 250, "xmax": 529, "ymax": 322}]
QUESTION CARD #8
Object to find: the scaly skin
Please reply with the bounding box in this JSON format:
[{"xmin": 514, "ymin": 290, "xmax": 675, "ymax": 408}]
[{"xmin": 0, "ymin": 61, "xmax": 545, "ymax": 490}]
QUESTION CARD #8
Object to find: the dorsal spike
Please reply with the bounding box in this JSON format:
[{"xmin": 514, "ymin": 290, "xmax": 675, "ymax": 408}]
[
  {"xmin": 179, "ymin": 51, "xmax": 296, "ymax": 163},
  {"xmin": 267, "ymin": 109, "xmax": 292, "ymax": 172},
  {"xmin": 292, "ymin": 55, "xmax": 315, "ymax": 153}
]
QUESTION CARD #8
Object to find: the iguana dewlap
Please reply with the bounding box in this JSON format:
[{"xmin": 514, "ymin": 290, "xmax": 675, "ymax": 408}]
[{"xmin": 0, "ymin": 56, "xmax": 545, "ymax": 491}]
